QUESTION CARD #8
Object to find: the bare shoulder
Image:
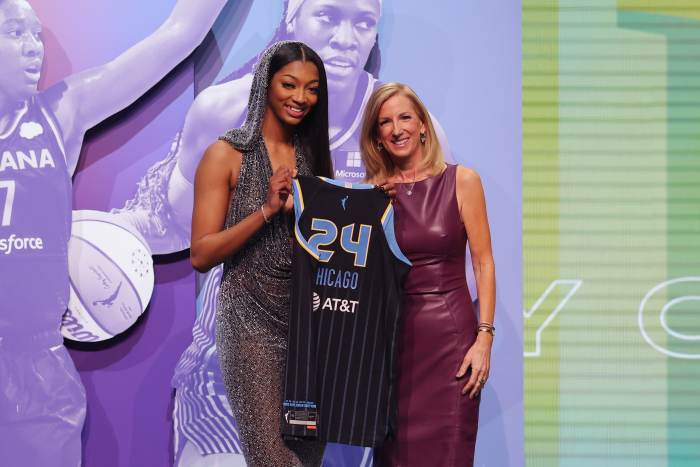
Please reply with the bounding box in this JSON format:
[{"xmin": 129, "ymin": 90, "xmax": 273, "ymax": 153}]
[
  {"xmin": 197, "ymin": 140, "xmax": 243, "ymax": 187},
  {"xmin": 201, "ymin": 139, "xmax": 242, "ymax": 167},
  {"xmin": 456, "ymin": 165, "xmax": 483, "ymax": 190},
  {"xmin": 455, "ymin": 165, "xmax": 486, "ymax": 219}
]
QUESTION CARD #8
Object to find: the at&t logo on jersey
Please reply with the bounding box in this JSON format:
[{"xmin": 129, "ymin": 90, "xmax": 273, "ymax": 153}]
[{"xmin": 312, "ymin": 291, "xmax": 359, "ymax": 314}]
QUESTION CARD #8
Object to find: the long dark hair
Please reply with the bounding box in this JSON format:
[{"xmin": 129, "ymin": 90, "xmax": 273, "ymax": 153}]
[{"xmin": 268, "ymin": 42, "xmax": 333, "ymax": 178}]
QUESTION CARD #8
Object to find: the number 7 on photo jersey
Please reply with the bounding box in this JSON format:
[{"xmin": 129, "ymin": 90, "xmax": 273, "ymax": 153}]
[{"xmin": 0, "ymin": 180, "xmax": 16, "ymax": 227}]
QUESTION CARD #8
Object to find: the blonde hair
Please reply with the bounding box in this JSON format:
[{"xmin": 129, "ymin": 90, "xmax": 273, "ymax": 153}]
[{"xmin": 360, "ymin": 82, "xmax": 446, "ymax": 183}]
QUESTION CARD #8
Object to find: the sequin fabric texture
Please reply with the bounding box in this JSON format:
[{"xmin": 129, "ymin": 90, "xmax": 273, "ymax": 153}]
[{"xmin": 215, "ymin": 41, "xmax": 325, "ymax": 466}]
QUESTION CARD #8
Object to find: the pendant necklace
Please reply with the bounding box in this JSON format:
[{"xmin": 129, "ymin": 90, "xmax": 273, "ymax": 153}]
[{"xmin": 404, "ymin": 167, "xmax": 417, "ymax": 196}]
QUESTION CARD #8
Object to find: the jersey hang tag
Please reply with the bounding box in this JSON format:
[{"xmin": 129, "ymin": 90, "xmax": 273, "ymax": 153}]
[{"xmin": 283, "ymin": 400, "xmax": 318, "ymax": 434}]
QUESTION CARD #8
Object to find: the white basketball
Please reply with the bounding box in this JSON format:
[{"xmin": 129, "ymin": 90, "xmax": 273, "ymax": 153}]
[{"xmin": 61, "ymin": 210, "xmax": 154, "ymax": 342}]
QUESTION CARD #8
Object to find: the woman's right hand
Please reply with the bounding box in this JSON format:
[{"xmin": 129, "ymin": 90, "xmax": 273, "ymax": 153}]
[
  {"xmin": 375, "ymin": 180, "xmax": 397, "ymax": 199},
  {"xmin": 264, "ymin": 166, "xmax": 293, "ymax": 216}
]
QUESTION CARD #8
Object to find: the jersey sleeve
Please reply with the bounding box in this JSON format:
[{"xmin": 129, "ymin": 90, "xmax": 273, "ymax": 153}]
[
  {"xmin": 380, "ymin": 202, "xmax": 411, "ymax": 266},
  {"xmin": 292, "ymin": 177, "xmax": 306, "ymax": 226},
  {"xmin": 292, "ymin": 177, "xmax": 320, "ymax": 260}
]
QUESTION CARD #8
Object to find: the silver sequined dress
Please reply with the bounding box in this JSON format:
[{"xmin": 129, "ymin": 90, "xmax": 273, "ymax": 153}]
[{"xmin": 214, "ymin": 41, "xmax": 325, "ymax": 467}]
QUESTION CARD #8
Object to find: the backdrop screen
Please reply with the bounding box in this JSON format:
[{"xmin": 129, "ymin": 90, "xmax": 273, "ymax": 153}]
[{"xmin": 524, "ymin": 1, "xmax": 700, "ymax": 465}]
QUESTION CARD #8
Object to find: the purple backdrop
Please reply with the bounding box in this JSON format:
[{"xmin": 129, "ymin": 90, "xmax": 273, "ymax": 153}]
[{"xmin": 1, "ymin": 1, "xmax": 522, "ymax": 466}]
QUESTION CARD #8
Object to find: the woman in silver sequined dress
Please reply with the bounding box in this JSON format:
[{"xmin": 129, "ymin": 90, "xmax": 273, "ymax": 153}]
[{"xmin": 189, "ymin": 41, "xmax": 332, "ymax": 466}]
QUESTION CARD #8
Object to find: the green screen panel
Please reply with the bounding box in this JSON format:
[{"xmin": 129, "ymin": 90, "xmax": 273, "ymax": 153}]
[{"xmin": 524, "ymin": 1, "xmax": 700, "ymax": 466}]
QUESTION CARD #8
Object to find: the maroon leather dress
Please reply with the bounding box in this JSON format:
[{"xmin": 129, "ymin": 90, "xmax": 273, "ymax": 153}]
[{"xmin": 376, "ymin": 164, "xmax": 480, "ymax": 466}]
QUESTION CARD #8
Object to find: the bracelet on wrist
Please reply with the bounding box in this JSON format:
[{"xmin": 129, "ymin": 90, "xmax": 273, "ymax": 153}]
[
  {"xmin": 261, "ymin": 204, "xmax": 271, "ymax": 223},
  {"xmin": 477, "ymin": 322, "xmax": 495, "ymax": 337}
]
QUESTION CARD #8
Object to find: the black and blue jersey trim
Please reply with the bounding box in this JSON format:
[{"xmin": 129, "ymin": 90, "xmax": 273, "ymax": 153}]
[{"xmin": 380, "ymin": 203, "xmax": 411, "ymax": 266}]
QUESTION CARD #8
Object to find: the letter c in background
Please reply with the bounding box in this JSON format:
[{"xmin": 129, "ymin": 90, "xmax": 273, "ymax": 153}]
[{"xmin": 639, "ymin": 277, "xmax": 700, "ymax": 359}]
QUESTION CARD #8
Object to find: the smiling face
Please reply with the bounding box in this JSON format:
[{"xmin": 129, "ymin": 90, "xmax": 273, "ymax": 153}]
[
  {"xmin": 0, "ymin": 0, "xmax": 43, "ymax": 104},
  {"xmin": 376, "ymin": 93, "xmax": 426, "ymax": 165},
  {"xmin": 266, "ymin": 59, "xmax": 320, "ymax": 127},
  {"xmin": 289, "ymin": 0, "xmax": 379, "ymax": 91}
]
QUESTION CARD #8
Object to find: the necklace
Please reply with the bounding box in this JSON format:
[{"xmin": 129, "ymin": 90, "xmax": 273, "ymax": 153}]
[{"xmin": 401, "ymin": 167, "xmax": 417, "ymax": 196}]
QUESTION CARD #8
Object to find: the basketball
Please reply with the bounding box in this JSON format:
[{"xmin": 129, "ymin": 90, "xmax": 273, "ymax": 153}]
[{"xmin": 61, "ymin": 210, "xmax": 154, "ymax": 342}]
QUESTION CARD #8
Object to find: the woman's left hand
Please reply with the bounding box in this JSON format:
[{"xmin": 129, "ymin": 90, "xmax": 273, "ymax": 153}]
[{"xmin": 456, "ymin": 333, "xmax": 493, "ymax": 399}]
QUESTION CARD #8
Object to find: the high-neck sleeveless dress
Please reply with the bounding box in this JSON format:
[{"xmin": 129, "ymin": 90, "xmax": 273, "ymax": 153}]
[
  {"xmin": 375, "ymin": 164, "xmax": 480, "ymax": 466},
  {"xmin": 215, "ymin": 135, "xmax": 325, "ymax": 466}
]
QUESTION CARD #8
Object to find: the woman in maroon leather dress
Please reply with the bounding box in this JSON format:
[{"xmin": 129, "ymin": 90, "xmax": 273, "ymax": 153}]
[{"xmin": 360, "ymin": 83, "xmax": 496, "ymax": 467}]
